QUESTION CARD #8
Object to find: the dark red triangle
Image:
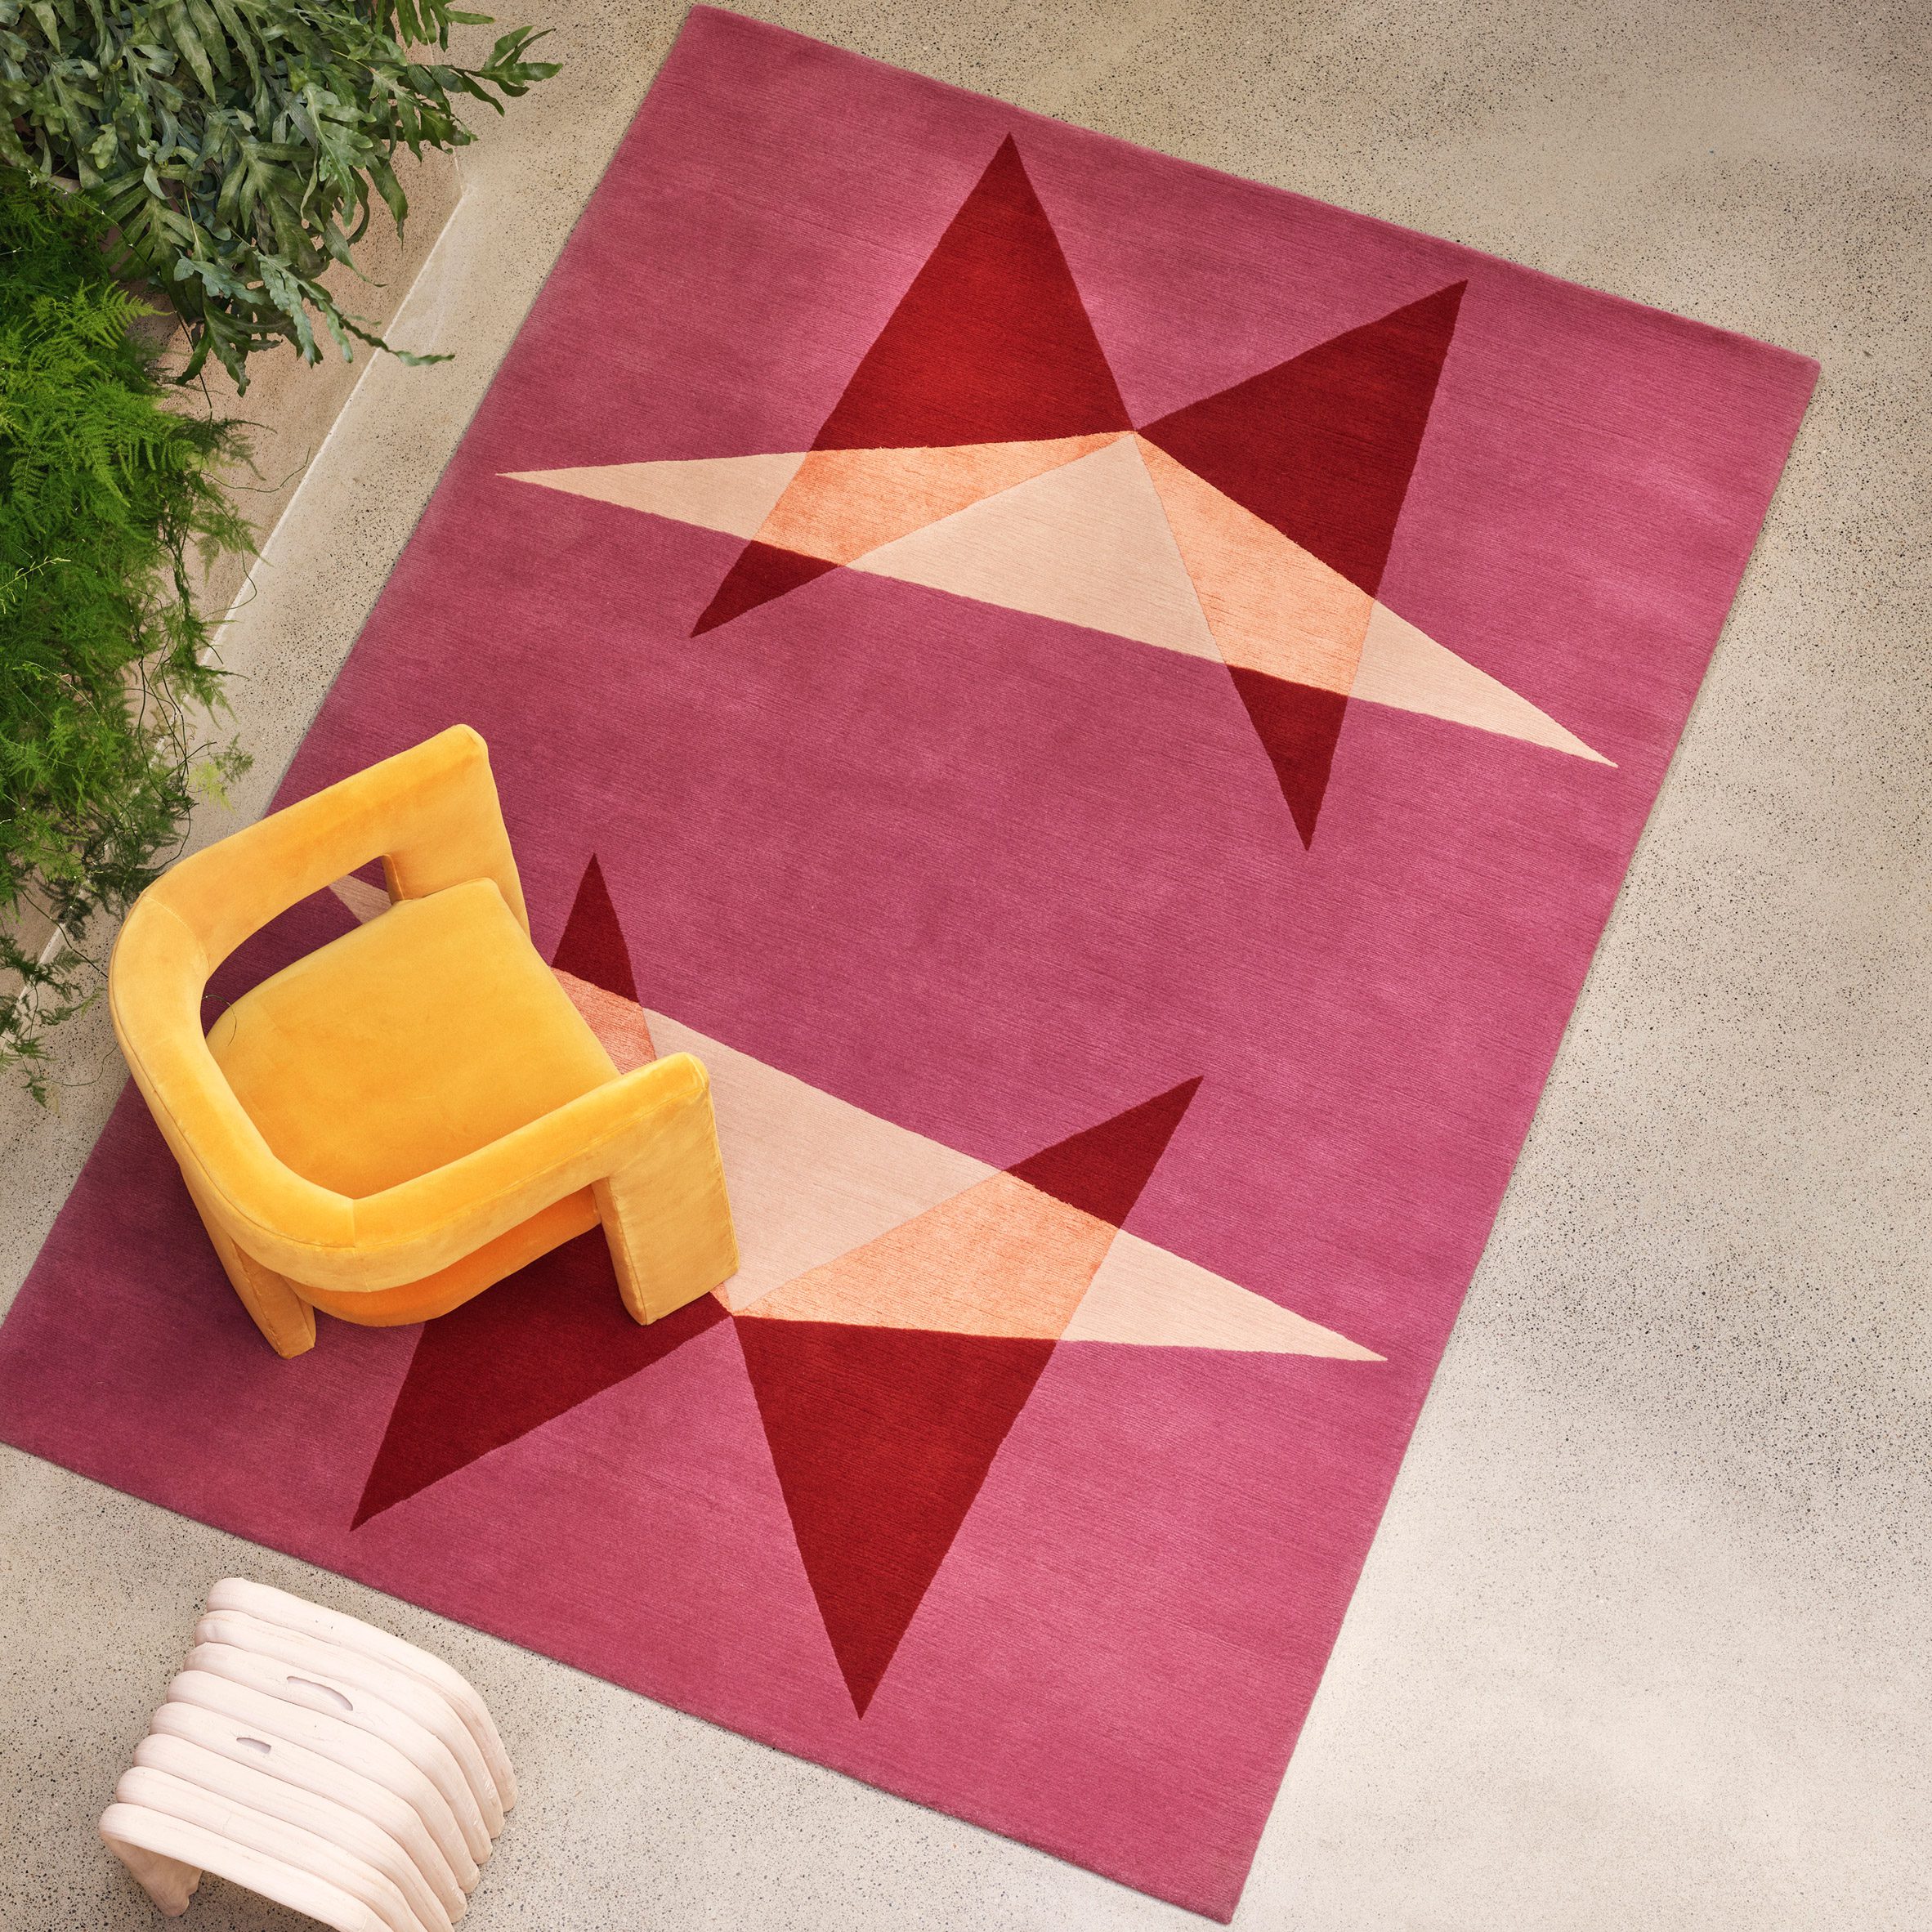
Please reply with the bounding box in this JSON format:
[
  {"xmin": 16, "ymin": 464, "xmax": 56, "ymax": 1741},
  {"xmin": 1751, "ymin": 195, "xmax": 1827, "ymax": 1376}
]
[
  {"xmin": 1226, "ymin": 669, "xmax": 1351, "ymax": 847},
  {"xmin": 1007, "ymin": 1076, "xmax": 1201, "ymax": 1225},
  {"xmin": 351, "ymin": 1232, "xmax": 726, "ymax": 1527},
  {"xmin": 691, "ymin": 541, "xmax": 838, "ymax": 635},
  {"xmin": 550, "ymin": 855, "xmax": 638, "ymax": 1002},
  {"xmin": 692, "ymin": 137, "xmax": 1129, "ymax": 635},
  {"xmin": 735, "ymin": 1317, "xmax": 1054, "ymax": 1714},
  {"xmin": 1143, "ymin": 282, "xmax": 1466, "ymax": 597},
  {"xmin": 812, "ymin": 136, "xmax": 1129, "ymax": 453}
]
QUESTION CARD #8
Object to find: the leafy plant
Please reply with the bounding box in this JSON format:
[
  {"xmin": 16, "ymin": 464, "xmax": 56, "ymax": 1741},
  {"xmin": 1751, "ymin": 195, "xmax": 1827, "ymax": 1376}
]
[
  {"xmin": 1, "ymin": 168, "xmax": 250, "ymax": 1099},
  {"xmin": 0, "ymin": 0, "xmax": 559, "ymax": 389}
]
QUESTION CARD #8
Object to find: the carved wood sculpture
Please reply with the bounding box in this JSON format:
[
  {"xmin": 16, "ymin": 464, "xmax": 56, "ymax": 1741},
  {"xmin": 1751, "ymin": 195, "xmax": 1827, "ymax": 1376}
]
[{"xmin": 100, "ymin": 1579, "xmax": 514, "ymax": 1927}]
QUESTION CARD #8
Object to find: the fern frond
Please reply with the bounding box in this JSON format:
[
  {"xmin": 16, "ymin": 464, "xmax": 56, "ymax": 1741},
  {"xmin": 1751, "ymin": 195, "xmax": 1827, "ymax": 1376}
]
[{"xmin": 0, "ymin": 166, "xmax": 253, "ymax": 1095}]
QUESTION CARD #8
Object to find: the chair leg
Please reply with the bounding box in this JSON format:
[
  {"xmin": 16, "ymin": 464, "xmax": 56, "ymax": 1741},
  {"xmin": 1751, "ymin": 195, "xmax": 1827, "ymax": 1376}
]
[
  {"xmin": 183, "ymin": 1177, "xmax": 317, "ymax": 1358},
  {"xmin": 103, "ymin": 1831, "xmax": 202, "ymax": 1916},
  {"xmin": 594, "ymin": 1084, "xmax": 740, "ymax": 1324}
]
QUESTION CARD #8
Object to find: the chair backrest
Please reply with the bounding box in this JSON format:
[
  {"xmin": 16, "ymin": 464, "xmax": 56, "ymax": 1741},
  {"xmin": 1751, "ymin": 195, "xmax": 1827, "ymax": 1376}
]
[{"xmin": 109, "ymin": 727, "xmax": 528, "ymax": 1269}]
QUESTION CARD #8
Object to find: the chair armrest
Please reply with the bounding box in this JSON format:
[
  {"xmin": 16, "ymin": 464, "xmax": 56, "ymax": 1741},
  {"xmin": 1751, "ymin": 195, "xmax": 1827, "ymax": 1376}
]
[
  {"xmin": 110, "ymin": 897, "xmax": 359, "ymax": 1254},
  {"xmin": 148, "ymin": 726, "xmax": 528, "ymax": 974}
]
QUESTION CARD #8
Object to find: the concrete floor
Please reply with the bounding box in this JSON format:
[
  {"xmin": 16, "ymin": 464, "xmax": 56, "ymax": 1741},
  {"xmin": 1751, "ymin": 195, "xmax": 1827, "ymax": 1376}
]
[
  {"xmin": 174, "ymin": 147, "xmax": 462, "ymax": 619},
  {"xmin": 3, "ymin": 2, "xmax": 1929, "ymax": 1926}
]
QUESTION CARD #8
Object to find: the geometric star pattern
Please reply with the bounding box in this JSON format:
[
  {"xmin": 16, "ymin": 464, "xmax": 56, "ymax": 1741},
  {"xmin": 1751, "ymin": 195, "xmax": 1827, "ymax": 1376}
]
[
  {"xmin": 504, "ymin": 136, "xmax": 1610, "ymax": 846},
  {"xmin": 342, "ymin": 859, "xmax": 1380, "ymax": 1711}
]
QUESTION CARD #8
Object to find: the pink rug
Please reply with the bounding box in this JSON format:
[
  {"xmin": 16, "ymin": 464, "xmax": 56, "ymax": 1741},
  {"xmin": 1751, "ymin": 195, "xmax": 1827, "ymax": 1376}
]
[{"xmin": 0, "ymin": 10, "xmax": 1816, "ymax": 1918}]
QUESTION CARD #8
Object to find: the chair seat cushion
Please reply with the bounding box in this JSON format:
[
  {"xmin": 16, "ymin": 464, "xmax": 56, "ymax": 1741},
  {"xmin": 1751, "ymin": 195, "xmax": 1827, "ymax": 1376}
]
[{"xmin": 208, "ymin": 880, "xmax": 618, "ymax": 1198}]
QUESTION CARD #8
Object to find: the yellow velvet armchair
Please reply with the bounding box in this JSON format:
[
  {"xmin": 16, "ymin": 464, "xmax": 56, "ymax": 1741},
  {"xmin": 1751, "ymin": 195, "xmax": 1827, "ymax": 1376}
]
[{"xmin": 108, "ymin": 726, "xmax": 739, "ymax": 1357}]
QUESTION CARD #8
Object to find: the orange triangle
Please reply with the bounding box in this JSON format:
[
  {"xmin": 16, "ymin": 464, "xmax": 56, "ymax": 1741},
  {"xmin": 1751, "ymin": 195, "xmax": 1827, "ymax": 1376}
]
[
  {"xmin": 553, "ymin": 972, "xmax": 655, "ymax": 1073},
  {"xmin": 754, "ymin": 434, "xmax": 1120, "ymax": 566},
  {"xmin": 1136, "ymin": 436, "xmax": 1374, "ymax": 693}
]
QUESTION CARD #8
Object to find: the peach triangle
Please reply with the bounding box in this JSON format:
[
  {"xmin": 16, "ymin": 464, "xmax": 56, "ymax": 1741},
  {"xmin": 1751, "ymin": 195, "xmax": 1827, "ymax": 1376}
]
[
  {"xmin": 506, "ymin": 447, "xmax": 1608, "ymax": 768},
  {"xmin": 851, "ymin": 436, "xmax": 1219, "ymax": 659},
  {"xmin": 754, "ymin": 435, "xmax": 1120, "ymax": 566},
  {"xmin": 1067, "ymin": 1239, "xmax": 1383, "ymax": 1357},
  {"xmin": 1351, "ymin": 602, "xmax": 1612, "ymax": 763},
  {"xmin": 500, "ymin": 450, "xmax": 808, "ymax": 539},
  {"xmin": 735, "ymin": 1170, "xmax": 1118, "ymax": 1339}
]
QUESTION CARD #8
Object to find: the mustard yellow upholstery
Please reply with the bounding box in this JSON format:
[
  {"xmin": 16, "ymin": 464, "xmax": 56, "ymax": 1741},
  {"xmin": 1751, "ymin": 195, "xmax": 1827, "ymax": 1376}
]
[{"xmin": 109, "ymin": 725, "xmax": 740, "ymax": 1357}]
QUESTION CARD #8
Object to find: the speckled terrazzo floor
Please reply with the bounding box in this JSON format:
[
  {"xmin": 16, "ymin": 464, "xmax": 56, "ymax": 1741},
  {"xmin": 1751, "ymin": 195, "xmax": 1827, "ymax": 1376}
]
[{"xmin": 2, "ymin": 3, "xmax": 1928, "ymax": 1927}]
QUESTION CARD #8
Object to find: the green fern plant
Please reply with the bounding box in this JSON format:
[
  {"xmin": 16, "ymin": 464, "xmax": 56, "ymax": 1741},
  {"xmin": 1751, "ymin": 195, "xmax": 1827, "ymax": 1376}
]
[
  {"xmin": 0, "ymin": 168, "xmax": 250, "ymax": 1100},
  {"xmin": 0, "ymin": 0, "xmax": 559, "ymax": 390}
]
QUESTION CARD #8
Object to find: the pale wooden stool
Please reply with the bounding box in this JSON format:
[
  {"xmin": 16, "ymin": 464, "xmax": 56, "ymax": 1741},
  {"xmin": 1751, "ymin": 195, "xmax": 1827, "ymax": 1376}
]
[{"xmin": 101, "ymin": 1580, "xmax": 515, "ymax": 1927}]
